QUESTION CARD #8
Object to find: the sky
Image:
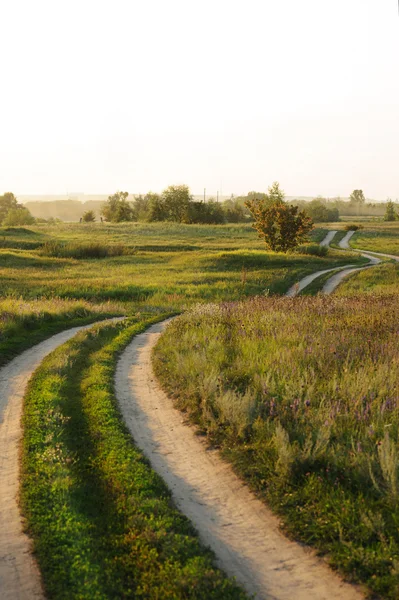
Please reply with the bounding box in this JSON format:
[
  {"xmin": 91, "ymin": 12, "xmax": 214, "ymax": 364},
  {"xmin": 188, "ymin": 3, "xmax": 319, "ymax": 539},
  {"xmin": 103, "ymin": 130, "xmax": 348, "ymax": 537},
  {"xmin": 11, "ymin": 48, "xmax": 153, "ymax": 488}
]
[{"xmin": 0, "ymin": 0, "xmax": 398, "ymax": 200}]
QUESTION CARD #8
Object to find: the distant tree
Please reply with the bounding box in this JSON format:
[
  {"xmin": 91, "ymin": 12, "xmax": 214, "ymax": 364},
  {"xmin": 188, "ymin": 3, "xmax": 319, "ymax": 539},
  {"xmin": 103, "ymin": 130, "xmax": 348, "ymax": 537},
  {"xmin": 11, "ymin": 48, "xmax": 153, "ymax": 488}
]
[
  {"xmin": 3, "ymin": 206, "xmax": 35, "ymax": 226},
  {"xmin": 349, "ymin": 190, "xmax": 366, "ymax": 205},
  {"xmin": 82, "ymin": 210, "xmax": 96, "ymax": 222},
  {"xmin": 147, "ymin": 193, "xmax": 167, "ymax": 221},
  {"xmin": 162, "ymin": 184, "xmax": 192, "ymax": 222},
  {"xmin": 222, "ymin": 198, "xmax": 246, "ymax": 222},
  {"xmin": 306, "ymin": 197, "xmax": 339, "ymax": 222},
  {"xmin": 245, "ymin": 182, "xmax": 314, "ymax": 252},
  {"xmin": 384, "ymin": 199, "xmax": 397, "ymax": 222},
  {"xmin": 101, "ymin": 191, "xmax": 134, "ymax": 223},
  {"xmin": 132, "ymin": 194, "xmax": 154, "ymax": 221},
  {"xmin": 0, "ymin": 192, "xmax": 18, "ymax": 224},
  {"xmin": 187, "ymin": 199, "xmax": 225, "ymax": 224}
]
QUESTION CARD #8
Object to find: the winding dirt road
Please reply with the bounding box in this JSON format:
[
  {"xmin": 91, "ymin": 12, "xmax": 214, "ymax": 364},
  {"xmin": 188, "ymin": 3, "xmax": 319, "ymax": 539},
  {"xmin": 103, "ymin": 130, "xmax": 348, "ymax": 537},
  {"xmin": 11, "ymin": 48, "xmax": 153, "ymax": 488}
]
[
  {"xmin": 320, "ymin": 231, "xmax": 382, "ymax": 294},
  {"xmin": 286, "ymin": 230, "xmax": 354, "ymax": 297},
  {"xmin": 0, "ymin": 320, "xmax": 121, "ymax": 600},
  {"xmin": 115, "ymin": 322, "xmax": 364, "ymax": 600}
]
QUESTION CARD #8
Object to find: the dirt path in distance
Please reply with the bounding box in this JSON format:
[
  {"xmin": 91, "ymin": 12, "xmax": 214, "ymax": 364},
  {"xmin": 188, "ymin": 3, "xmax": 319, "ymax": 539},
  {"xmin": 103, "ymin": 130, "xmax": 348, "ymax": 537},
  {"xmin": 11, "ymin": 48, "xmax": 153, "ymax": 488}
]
[
  {"xmin": 286, "ymin": 230, "xmax": 356, "ymax": 297},
  {"xmin": 321, "ymin": 231, "xmax": 382, "ymax": 294},
  {"xmin": 0, "ymin": 319, "xmax": 121, "ymax": 600},
  {"xmin": 115, "ymin": 321, "xmax": 364, "ymax": 600}
]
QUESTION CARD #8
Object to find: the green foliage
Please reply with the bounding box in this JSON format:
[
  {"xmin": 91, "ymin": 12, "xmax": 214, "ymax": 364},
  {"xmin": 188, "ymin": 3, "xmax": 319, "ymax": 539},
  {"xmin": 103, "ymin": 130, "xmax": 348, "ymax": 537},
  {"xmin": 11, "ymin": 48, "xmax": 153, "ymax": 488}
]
[
  {"xmin": 0, "ymin": 191, "xmax": 18, "ymax": 223},
  {"xmin": 20, "ymin": 319, "xmax": 247, "ymax": 599},
  {"xmin": 245, "ymin": 183, "xmax": 314, "ymax": 252},
  {"xmin": 162, "ymin": 184, "xmax": 193, "ymax": 222},
  {"xmin": 350, "ymin": 189, "xmax": 366, "ymax": 205},
  {"xmin": 3, "ymin": 206, "xmax": 35, "ymax": 226},
  {"xmin": 154, "ymin": 296, "xmax": 399, "ymax": 598},
  {"xmin": 305, "ymin": 198, "xmax": 339, "ymax": 222},
  {"xmin": 82, "ymin": 210, "xmax": 96, "ymax": 222},
  {"xmin": 101, "ymin": 191, "xmax": 134, "ymax": 222},
  {"xmin": 384, "ymin": 200, "xmax": 397, "ymax": 222}
]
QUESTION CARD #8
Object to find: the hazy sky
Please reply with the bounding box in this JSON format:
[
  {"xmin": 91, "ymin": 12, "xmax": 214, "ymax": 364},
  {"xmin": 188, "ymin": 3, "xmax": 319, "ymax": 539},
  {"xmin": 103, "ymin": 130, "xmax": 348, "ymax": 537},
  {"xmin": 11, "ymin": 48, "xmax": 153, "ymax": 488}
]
[{"xmin": 0, "ymin": 0, "xmax": 398, "ymax": 199}]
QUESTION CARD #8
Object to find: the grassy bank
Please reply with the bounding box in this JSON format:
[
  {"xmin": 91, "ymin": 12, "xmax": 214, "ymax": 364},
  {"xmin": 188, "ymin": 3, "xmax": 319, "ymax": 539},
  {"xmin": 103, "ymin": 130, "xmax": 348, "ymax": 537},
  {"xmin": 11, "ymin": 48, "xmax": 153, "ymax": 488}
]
[
  {"xmin": 153, "ymin": 297, "xmax": 399, "ymax": 599},
  {"xmin": 21, "ymin": 317, "xmax": 246, "ymax": 600},
  {"xmin": 336, "ymin": 262, "xmax": 399, "ymax": 296},
  {"xmin": 0, "ymin": 297, "xmax": 125, "ymax": 367},
  {"xmin": 348, "ymin": 223, "xmax": 399, "ymax": 255}
]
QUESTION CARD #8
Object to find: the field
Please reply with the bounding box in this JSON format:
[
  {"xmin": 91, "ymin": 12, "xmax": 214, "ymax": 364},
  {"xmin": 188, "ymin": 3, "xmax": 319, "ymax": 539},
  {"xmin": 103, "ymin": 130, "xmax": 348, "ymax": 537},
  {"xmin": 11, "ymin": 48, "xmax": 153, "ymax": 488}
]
[
  {"xmin": 350, "ymin": 223, "xmax": 399, "ymax": 255},
  {"xmin": 153, "ymin": 295, "xmax": 399, "ymax": 598},
  {"xmin": 0, "ymin": 223, "xmax": 362, "ymax": 361},
  {"xmin": 2, "ymin": 220, "xmax": 399, "ymax": 599}
]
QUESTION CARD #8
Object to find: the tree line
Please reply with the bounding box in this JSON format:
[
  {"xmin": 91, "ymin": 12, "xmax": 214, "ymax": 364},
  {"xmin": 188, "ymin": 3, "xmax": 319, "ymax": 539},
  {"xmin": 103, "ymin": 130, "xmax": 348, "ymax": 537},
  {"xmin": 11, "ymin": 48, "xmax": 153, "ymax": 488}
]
[{"xmin": 2, "ymin": 186, "xmax": 398, "ymax": 227}]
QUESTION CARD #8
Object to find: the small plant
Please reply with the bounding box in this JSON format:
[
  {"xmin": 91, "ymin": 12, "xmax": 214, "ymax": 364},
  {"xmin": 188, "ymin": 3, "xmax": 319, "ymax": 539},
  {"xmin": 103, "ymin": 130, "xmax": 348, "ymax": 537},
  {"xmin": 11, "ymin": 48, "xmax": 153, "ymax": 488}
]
[{"xmin": 344, "ymin": 223, "xmax": 363, "ymax": 231}]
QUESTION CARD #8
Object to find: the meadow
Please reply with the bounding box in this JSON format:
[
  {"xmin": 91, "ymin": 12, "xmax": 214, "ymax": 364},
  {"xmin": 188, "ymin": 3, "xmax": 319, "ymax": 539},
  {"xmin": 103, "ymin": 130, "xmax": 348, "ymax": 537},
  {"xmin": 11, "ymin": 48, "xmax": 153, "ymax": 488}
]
[
  {"xmin": 2, "ymin": 220, "xmax": 398, "ymax": 598},
  {"xmin": 0, "ymin": 222, "xmax": 362, "ymax": 362},
  {"xmin": 153, "ymin": 295, "xmax": 399, "ymax": 598},
  {"xmin": 350, "ymin": 223, "xmax": 399, "ymax": 254}
]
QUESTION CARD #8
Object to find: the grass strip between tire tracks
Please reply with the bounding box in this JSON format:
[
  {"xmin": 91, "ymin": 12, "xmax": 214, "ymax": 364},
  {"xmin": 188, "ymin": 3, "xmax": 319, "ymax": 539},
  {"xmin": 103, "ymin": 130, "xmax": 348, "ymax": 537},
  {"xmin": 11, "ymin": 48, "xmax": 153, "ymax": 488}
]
[{"xmin": 20, "ymin": 315, "xmax": 247, "ymax": 600}]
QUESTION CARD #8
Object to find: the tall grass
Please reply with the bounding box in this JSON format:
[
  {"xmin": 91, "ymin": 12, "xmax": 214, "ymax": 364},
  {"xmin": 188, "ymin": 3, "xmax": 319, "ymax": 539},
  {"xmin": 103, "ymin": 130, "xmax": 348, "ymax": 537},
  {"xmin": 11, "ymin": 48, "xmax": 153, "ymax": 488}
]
[
  {"xmin": 0, "ymin": 297, "xmax": 124, "ymax": 366},
  {"xmin": 40, "ymin": 240, "xmax": 132, "ymax": 258},
  {"xmin": 153, "ymin": 295, "xmax": 399, "ymax": 598}
]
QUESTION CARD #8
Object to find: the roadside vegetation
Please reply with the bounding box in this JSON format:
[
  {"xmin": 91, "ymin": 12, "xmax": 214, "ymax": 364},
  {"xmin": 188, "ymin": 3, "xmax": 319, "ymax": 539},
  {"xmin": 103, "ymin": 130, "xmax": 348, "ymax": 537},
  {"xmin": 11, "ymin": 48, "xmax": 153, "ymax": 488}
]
[
  {"xmin": 153, "ymin": 296, "xmax": 399, "ymax": 598},
  {"xmin": 21, "ymin": 317, "xmax": 246, "ymax": 600},
  {"xmin": 0, "ymin": 297, "xmax": 124, "ymax": 367},
  {"xmin": 349, "ymin": 223, "xmax": 399, "ymax": 255}
]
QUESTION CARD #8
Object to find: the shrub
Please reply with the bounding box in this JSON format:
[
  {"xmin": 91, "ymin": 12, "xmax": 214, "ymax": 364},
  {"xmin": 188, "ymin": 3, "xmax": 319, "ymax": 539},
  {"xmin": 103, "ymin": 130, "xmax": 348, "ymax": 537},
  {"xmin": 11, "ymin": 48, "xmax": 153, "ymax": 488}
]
[
  {"xmin": 292, "ymin": 243, "xmax": 328, "ymax": 257},
  {"xmin": 40, "ymin": 241, "xmax": 131, "ymax": 258},
  {"xmin": 344, "ymin": 223, "xmax": 363, "ymax": 231}
]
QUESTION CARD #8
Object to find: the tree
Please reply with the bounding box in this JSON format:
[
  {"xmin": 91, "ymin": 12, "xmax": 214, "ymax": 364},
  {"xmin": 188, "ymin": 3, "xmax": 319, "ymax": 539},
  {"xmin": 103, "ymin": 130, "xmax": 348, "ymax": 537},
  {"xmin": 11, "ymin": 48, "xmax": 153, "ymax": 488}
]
[
  {"xmin": 384, "ymin": 199, "xmax": 397, "ymax": 222},
  {"xmin": 245, "ymin": 182, "xmax": 314, "ymax": 252},
  {"xmin": 3, "ymin": 206, "xmax": 35, "ymax": 226},
  {"xmin": 0, "ymin": 192, "xmax": 18, "ymax": 224},
  {"xmin": 306, "ymin": 197, "xmax": 339, "ymax": 222},
  {"xmin": 101, "ymin": 191, "xmax": 134, "ymax": 222},
  {"xmin": 162, "ymin": 185, "xmax": 192, "ymax": 222},
  {"xmin": 82, "ymin": 210, "xmax": 96, "ymax": 222},
  {"xmin": 349, "ymin": 190, "xmax": 366, "ymax": 205}
]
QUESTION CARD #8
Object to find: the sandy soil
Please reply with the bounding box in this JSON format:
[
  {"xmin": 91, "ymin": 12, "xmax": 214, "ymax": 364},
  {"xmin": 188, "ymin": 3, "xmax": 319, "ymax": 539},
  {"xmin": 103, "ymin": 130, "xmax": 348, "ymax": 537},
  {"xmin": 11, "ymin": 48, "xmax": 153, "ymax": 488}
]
[
  {"xmin": 319, "ymin": 230, "xmax": 338, "ymax": 247},
  {"xmin": 0, "ymin": 320, "xmax": 120, "ymax": 600},
  {"xmin": 115, "ymin": 321, "xmax": 364, "ymax": 600}
]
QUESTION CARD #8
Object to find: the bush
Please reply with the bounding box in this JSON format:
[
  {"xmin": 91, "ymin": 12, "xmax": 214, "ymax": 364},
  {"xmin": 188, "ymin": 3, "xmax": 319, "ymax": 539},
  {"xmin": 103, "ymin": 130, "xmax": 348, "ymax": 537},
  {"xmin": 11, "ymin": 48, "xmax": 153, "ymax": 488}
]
[
  {"xmin": 344, "ymin": 223, "xmax": 363, "ymax": 231},
  {"xmin": 40, "ymin": 241, "xmax": 131, "ymax": 258},
  {"xmin": 292, "ymin": 243, "xmax": 328, "ymax": 257},
  {"xmin": 3, "ymin": 207, "xmax": 35, "ymax": 226}
]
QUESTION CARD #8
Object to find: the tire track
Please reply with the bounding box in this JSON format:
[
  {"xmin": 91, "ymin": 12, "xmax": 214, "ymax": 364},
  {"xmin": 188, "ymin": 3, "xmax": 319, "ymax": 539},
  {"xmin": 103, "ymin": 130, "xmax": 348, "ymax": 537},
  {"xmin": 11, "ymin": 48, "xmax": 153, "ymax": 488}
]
[
  {"xmin": 0, "ymin": 319, "xmax": 122, "ymax": 600},
  {"xmin": 115, "ymin": 322, "xmax": 364, "ymax": 600}
]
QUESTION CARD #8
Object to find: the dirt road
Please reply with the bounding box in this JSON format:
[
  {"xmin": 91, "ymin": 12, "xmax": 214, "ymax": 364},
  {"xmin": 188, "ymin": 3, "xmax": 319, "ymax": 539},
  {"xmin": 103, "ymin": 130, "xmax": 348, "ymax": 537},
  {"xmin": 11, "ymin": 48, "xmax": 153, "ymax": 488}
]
[
  {"xmin": 0, "ymin": 320, "xmax": 120, "ymax": 600},
  {"xmin": 115, "ymin": 321, "xmax": 364, "ymax": 600}
]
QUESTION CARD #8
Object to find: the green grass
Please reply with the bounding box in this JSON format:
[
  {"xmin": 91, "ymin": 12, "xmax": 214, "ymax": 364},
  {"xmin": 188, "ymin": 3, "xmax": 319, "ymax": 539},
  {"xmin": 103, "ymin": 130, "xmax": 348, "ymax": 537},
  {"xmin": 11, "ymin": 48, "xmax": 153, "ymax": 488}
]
[
  {"xmin": 336, "ymin": 262, "xmax": 399, "ymax": 296},
  {"xmin": 348, "ymin": 223, "xmax": 399, "ymax": 255},
  {"xmin": 153, "ymin": 297, "xmax": 399, "ymax": 599},
  {"xmin": 0, "ymin": 224, "xmax": 364, "ymax": 308},
  {"xmin": 21, "ymin": 317, "xmax": 247, "ymax": 600},
  {"xmin": 0, "ymin": 297, "xmax": 125, "ymax": 367}
]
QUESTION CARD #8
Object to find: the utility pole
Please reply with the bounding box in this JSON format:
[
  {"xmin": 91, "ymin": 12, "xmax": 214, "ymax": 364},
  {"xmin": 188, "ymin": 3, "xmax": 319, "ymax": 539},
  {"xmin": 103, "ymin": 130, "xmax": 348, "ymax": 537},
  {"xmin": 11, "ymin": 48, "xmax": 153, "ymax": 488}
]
[
  {"xmin": 217, "ymin": 191, "xmax": 219, "ymax": 202},
  {"xmin": 204, "ymin": 188, "xmax": 206, "ymax": 203}
]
